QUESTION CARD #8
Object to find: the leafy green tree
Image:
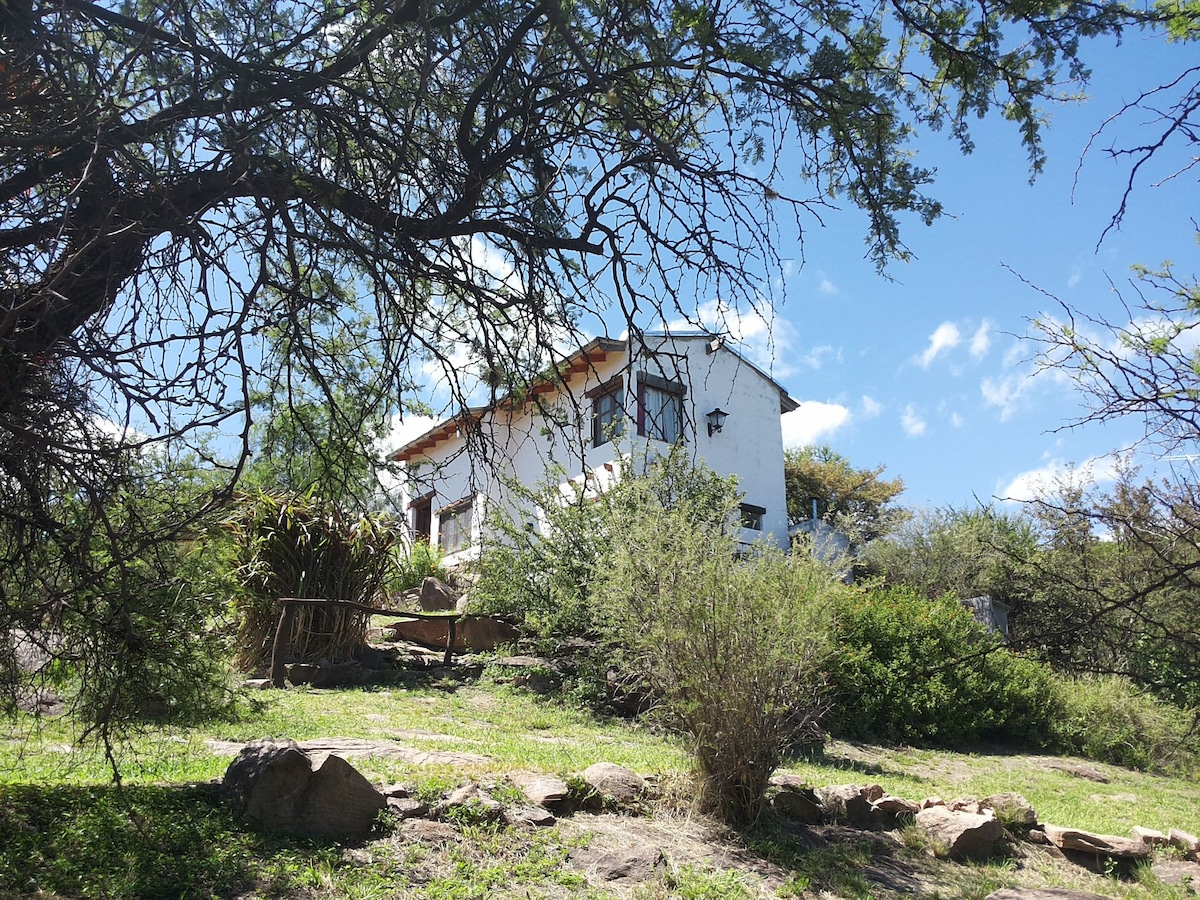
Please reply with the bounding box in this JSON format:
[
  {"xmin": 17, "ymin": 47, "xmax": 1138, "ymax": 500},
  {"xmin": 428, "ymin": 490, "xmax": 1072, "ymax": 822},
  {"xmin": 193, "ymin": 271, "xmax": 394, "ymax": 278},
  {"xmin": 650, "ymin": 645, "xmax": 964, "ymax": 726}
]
[
  {"xmin": 0, "ymin": 0, "xmax": 1154, "ymax": 736},
  {"xmin": 861, "ymin": 505, "xmax": 1037, "ymax": 607},
  {"xmin": 1015, "ymin": 467, "xmax": 1200, "ymax": 707},
  {"xmin": 783, "ymin": 446, "xmax": 906, "ymax": 545}
]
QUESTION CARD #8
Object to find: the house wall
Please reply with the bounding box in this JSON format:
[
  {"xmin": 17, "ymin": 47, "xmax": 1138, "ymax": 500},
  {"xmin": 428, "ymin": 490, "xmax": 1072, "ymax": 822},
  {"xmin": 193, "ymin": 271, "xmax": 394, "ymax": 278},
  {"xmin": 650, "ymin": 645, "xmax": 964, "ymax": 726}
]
[{"xmin": 396, "ymin": 335, "xmax": 792, "ymax": 562}]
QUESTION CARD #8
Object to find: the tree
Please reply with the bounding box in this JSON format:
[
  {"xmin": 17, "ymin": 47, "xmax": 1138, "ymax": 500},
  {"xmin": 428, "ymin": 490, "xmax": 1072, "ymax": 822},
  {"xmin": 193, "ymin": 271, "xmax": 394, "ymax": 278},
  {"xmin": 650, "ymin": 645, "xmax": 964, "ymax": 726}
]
[
  {"xmin": 862, "ymin": 504, "xmax": 1037, "ymax": 607},
  {"xmin": 1, "ymin": 0, "xmax": 1144, "ymax": 735},
  {"xmin": 783, "ymin": 446, "xmax": 906, "ymax": 545},
  {"xmin": 1014, "ymin": 467, "xmax": 1200, "ymax": 707}
]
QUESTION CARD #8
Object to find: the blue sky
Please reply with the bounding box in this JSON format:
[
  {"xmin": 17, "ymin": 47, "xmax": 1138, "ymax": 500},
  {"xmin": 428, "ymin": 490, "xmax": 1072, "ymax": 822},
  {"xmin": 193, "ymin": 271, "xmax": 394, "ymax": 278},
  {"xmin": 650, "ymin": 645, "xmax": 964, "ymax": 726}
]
[
  {"xmin": 386, "ymin": 30, "xmax": 1199, "ymax": 513},
  {"xmin": 749, "ymin": 31, "xmax": 1200, "ymax": 510}
]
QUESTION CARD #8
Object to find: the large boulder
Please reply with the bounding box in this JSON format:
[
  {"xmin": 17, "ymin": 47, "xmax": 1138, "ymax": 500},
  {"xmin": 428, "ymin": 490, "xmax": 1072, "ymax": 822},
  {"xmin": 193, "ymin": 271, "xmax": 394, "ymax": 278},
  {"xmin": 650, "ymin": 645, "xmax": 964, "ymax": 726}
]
[
  {"xmin": 580, "ymin": 762, "xmax": 646, "ymax": 809},
  {"xmin": 419, "ymin": 577, "xmax": 459, "ymax": 611},
  {"xmin": 222, "ymin": 740, "xmax": 385, "ymax": 839},
  {"xmin": 1042, "ymin": 824, "xmax": 1152, "ymax": 875},
  {"xmin": 816, "ymin": 784, "xmax": 883, "ymax": 829},
  {"xmin": 915, "ymin": 806, "xmax": 1006, "ymax": 861},
  {"xmin": 386, "ymin": 614, "xmax": 520, "ymax": 652}
]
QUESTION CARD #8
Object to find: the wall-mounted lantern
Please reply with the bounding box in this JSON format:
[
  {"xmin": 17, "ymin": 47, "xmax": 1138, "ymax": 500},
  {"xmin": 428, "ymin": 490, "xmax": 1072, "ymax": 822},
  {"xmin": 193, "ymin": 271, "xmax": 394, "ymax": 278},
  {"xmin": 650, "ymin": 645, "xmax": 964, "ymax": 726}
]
[{"xmin": 706, "ymin": 407, "xmax": 729, "ymax": 436}]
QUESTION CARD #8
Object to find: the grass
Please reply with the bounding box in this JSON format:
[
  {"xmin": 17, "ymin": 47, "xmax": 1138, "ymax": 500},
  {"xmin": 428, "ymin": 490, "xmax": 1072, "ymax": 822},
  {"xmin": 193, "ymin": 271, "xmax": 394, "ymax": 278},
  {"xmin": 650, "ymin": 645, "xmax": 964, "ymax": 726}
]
[{"xmin": 2, "ymin": 673, "xmax": 1198, "ymax": 899}]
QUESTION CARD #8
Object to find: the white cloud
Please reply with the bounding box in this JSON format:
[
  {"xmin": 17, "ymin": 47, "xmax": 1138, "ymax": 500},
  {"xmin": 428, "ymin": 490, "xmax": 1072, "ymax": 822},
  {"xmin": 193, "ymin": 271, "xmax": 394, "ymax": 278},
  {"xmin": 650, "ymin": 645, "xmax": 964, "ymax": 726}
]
[
  {"xmin": 997, "ymin": 453, "xmax": 1125, "ymax": 503},
  {"xmin": 861, "ymin": 395, "xmax": 883, "ymax": 418},
  {"xmin": 970, "ymin": 320, "xmax": 992, "ymax": 359},
  {"xmin": 950, "ymin": 411, "xmax": 964, "ymax": 428},
  {"xmin": 803, "ymin": 345, "xmax": 843, "ymax": 369},
  {"xmin": 781, "ymin": 402, "xmax": 851, "ymax": 447},
  {"xmin": 818, "ymin": 277, "xmax": 839, "ymax": 296},
  {"xmin": 916, "ymin": 322, "xmax": 961, "ymax": 369},
  {"xmin": 901, "ymin": 404, "xmax": 927, "ymax": 437}
]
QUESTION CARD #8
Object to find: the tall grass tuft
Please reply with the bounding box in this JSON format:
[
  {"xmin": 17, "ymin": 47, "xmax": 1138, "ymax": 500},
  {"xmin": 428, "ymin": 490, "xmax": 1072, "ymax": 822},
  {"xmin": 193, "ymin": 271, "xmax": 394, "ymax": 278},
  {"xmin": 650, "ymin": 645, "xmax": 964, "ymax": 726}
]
[{"xmin": 228, "ymin": 491, "xmax": 400, "ymax": 670}]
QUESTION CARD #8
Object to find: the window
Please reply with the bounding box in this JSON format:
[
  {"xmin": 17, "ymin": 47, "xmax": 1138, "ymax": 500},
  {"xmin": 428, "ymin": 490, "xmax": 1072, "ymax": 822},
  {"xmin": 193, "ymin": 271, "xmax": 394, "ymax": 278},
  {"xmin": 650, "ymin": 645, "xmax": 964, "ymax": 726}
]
[
  {"xmin": 588, "ymin": 377, "xmax": 625, "ymax": 448},
  {"xmin": 409, "ymin": 494, "xmax": 433, "ymax": 543},
  {"xmin": 437, "ymin": 498, "xmax": 473, "ymax": 553},
  {"xmin": 637, "ymin": 373, "xmax": 685, "ymax": 444},
  {"xmin": 740, "ymin": 503, "xmax": 766, "ymax": 531}
]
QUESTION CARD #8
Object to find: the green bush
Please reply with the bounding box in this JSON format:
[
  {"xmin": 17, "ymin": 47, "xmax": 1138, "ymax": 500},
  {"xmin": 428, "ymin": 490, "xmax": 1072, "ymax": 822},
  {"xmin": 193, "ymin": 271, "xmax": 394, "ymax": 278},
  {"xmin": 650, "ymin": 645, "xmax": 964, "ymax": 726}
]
[
  {"xmin": 595, "ymin": 458, "xmax": 844, "ymax": 826},
  {"xmin": 391, "ymin": 540, "xmax": 448, "ymax": 594},
  {"xmin": 827, "ymin": 586, "xmax": 1057, "ymax": 747},
  {"xmin": 1047, "ymin": 674, "xmax": 1198, "ymax": 775}
]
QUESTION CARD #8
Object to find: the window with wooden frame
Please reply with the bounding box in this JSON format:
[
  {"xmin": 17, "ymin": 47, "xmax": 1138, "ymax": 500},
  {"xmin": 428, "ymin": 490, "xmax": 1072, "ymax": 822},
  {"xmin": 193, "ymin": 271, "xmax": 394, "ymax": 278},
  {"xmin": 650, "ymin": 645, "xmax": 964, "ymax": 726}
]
[
  {"xmin": 636, "ymin": 372, "xmax": 685, "ymax": 444},
  {"xmin": 437, "ymin": 497, "xmax": 473, "ymax": 553},
  {"xmin": 586, "ymin": 375, "xmax": 625, "ymax": 448}
]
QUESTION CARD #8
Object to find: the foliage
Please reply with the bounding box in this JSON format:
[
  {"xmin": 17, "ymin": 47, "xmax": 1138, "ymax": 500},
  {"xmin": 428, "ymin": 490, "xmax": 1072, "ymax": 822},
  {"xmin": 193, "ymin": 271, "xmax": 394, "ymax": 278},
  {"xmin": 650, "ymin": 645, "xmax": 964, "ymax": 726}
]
[
  {"xmin": 0, "ymin": 0, "xmax": 1153, "ymax": 737},
  {"xmin": 826, "ymin": 586, "xmax": 1056, "ymax": 747},
  {"xmin": 595, "ymin": 462, "xmax": 844, "ymax": 826},
  {"xmin": 0, "ymin": 439, "xmax": 235, "ymax": 742},
  {"xmin": 1013, "ymin": 468, "xmax": 1200, "ymax": 708},
  {"xmin": 783, "ymin": 446, "xmax": 907, "ymax": 545},
  {"xmin": 245, "ymin": 287, "xmax": 407, "ymax": 510},
  {"xmin": 861, "ymin": 505, "xmax": 1037, "ymax": 608},
  {"xmin": 227, "ymin": 491, "xmax": 400, "ymax": 670},
  {"xmin": 1048, "ymin": 674, "xmax": 1198, "ymax": 775},
  {"xmin": 392, "ymin": 540, "xmax": 450, "ymax": 595},
  {"xmin": 472, "ymin": 447, "xmax": 738, "ymax": 649}
]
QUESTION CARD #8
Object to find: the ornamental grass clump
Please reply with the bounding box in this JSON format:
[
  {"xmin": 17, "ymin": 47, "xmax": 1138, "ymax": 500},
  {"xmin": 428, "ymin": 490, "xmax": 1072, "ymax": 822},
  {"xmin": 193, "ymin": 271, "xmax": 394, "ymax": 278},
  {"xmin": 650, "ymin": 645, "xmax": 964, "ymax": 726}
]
[
  {"xmin": 595, "ymin": 457, "xmax": 845, "ymax": 826},
  {"xmin": 228, "ymin": 491, "xmax": 400, "ymax": 670}
]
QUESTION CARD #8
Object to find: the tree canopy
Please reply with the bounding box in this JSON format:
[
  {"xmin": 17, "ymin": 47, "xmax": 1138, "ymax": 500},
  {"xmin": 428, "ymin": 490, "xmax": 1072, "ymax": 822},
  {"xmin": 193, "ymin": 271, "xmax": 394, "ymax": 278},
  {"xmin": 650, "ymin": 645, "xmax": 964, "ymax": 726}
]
[
  {"xmin": 783, "ymin": 446, "xmax": 906, "ymax": 545},
  {"xmin": 0, "ymin": 0, "xmax": 1154, "ymax": 732}
]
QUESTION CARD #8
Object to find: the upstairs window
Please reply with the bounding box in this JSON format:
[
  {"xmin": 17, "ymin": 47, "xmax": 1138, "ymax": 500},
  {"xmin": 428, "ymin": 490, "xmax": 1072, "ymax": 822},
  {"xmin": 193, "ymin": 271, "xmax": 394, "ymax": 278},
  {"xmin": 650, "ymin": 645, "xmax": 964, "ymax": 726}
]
[
  {"xmin": 437, "ymin": 498, "xmax": 473, "ymax": 553},
  {"xmin": 637, "ymin": 373, "xmax": 685, "ymax": 444},
  {"xmin": 588, "ymin": 376, "xmax": 625, "ymax": 448}
]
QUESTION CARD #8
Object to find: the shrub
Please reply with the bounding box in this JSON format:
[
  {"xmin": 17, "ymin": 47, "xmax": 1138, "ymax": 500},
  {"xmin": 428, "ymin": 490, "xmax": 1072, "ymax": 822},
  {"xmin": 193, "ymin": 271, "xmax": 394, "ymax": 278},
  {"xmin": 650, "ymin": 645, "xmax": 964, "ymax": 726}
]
[
  {"xmin": 1047, "ymin": 674, "xmax": 1198, "ymax": 775},
  {"xmin": 595, "ymin": 460, "xmax": 844, "ymax": 826},
  {"xmin": 227, "ymin": 491, "xmax": 400, "ymax": 670},
  {"xmin": 390, "ymin": 540, "xmax": 448, "ymax": 594},
  {"xmin": 827, "ymin": 586, "xmax": 1057, "ymax": 746}
]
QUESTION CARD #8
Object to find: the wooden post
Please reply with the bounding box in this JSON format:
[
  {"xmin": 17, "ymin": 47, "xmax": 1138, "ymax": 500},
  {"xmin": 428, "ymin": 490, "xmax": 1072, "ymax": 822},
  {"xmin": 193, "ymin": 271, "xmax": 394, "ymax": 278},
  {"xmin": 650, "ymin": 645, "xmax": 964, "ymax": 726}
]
[
  {"xmin": 443, "ymin": 617, "xmax": 457, "ymax": 668},
  {"xmin": 269, "ymin": 601, "xmax": 299, "ymax": 688}
]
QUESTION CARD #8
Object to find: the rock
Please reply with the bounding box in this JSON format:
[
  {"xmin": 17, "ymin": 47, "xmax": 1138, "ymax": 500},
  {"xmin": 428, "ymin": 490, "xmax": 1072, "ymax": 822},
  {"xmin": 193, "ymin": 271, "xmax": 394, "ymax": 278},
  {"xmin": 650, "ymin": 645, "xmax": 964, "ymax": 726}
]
[
  {"xmin": 872, "ymin": 794, "xmax": 921, "ymax": 825},
  {"xmin": 1040, "ymin": 760, "xmax": 1110, "ymax": 783},
  {"xmin": 442, "ymin": 784, "xmax": 504, "ymax": 821},
  {"xmin": 985, "ymin": 890, "xmax": 1115, "ymax": 900},
  {"xmin": 401, "ymin": 819, "xmax": 459, "ymax": 843},
  {"xmin": 243, "ymin": 678, "xmax": 273, "ymax": 690},
  {"xmin": 222, "ymin": 740, "xmax": 385, "ymax": 839},
  {"xmin": 386, "ymin": 614, "xmax": 521, "ymax": 653},
  {"xmin": 419, "ymin": 577, "xmax": 459, "ymax": 611},
  {"xmin": 773, "ymin": 786, "xmax": 824, "ymax": 824},
  {"xmin": 1132, "ymin": 826, "xmax": 1168, "ymax": 848},
  {"xmin": 983, "ymin": 793, "xmax": 1038, "ymax": 828},
  {"xmin": 386, "ymin": 797, "xmax": 429, "ymax": 819},
  {"xmin": 510, "ymin": 773, "xmax": 571, "ymax": 810},
  {"xmin": 816, "ymin": 784, "xmax": 882, "ymax": 829},
  {"xmin": 570, "ymin": 846, "xmax": 666, "ymax": 882},
  {"xmin": 580, "ymin": 762, "xmax": 646, "ymax": 808},
  {"xmin": 1042, "ymin": 824, "xmax": 1152, "ymax": 875},
  {"xmin": 1170, "ymin": 829, "xmax": 1200, "ymax": 856},
  {"xmin": 504, "ymin": 805, "xmax": 557, "ymax": 827},
  {"xmin": 1152, "ymin": 859, "xmax": 1200, "ymax": 892},
  {"xmin": 915, "ymin": 806, "xmax": 1006, "ymax": 861}
]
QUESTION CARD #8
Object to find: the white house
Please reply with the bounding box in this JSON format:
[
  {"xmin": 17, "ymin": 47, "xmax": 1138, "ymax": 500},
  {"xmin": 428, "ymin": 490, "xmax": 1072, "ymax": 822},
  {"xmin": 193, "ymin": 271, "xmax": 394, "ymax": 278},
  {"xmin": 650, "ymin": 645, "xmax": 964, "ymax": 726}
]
[{"xmin": 389, "ymin": 332, "xmax": 799, "ymax": 563}]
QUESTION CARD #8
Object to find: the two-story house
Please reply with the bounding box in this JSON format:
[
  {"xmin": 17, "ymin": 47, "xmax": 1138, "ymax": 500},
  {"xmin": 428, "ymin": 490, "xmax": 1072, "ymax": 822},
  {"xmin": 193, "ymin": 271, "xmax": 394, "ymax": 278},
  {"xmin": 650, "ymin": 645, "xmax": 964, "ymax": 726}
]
[{"xmin": 390, "ymin": 332, "xmax": 799, "ymax": 563}]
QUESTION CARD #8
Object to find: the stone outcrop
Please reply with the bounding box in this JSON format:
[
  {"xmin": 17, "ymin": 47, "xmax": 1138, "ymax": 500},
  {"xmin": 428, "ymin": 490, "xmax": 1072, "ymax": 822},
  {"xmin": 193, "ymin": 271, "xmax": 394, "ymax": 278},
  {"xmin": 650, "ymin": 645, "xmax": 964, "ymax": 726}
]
[
  {"xmin": 982, "ymin": 793, "xmax": 1038, "ymax": 828},
  {"xmin": 1042, "ymin": 824, "xmax": 1152, "ymax": 875},
  {"xmin": 222, "ymin": 740, "xmax": 385, "ymax": 840},
  {"xmin": 915, "ymin": 806, "xmax": 1006, "ymax": 861},
  {"xmin": 385, "ymin": 614, "xmax": 521, "ymax": 652},
  {"xmin": 419, "ymin": 577, "xmax": 459, "ymax": 612},
  {"xmin": 581, "ymin": 762, "xmax": 647, "ymax": 808},
  {"xmin": 815, "ymin": 784, "xmax": 883, "ymax": 829}
]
